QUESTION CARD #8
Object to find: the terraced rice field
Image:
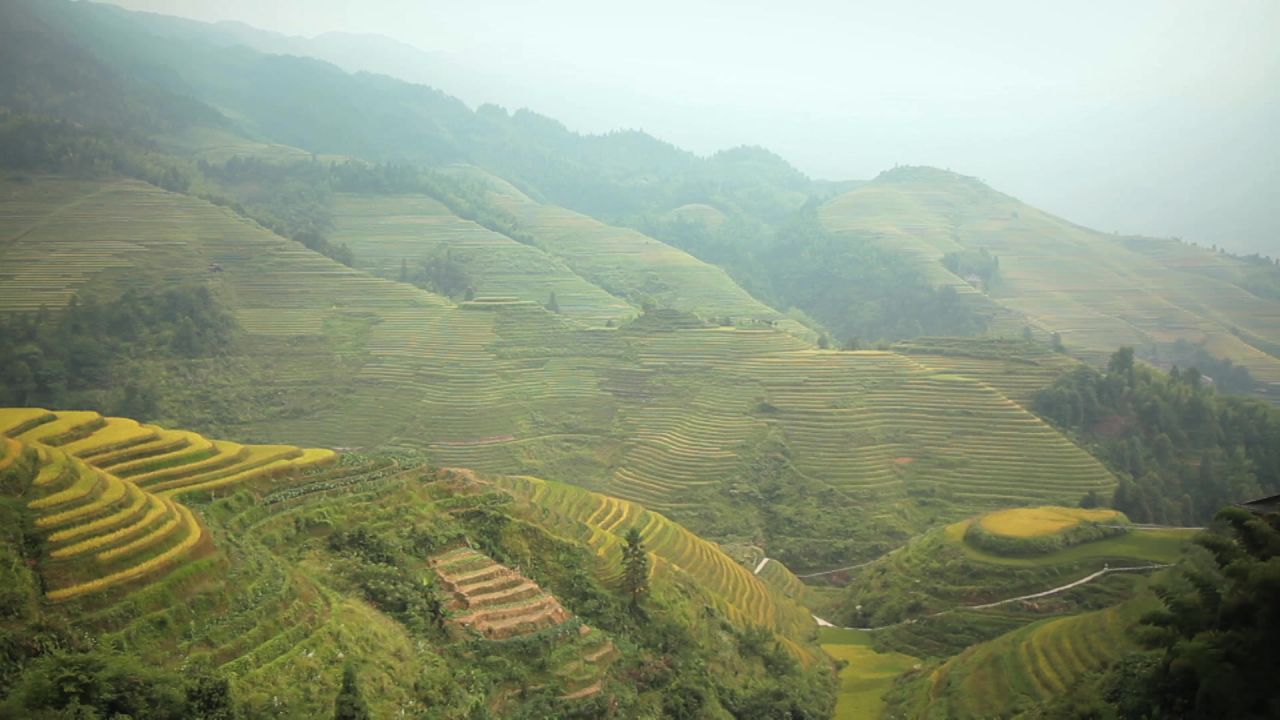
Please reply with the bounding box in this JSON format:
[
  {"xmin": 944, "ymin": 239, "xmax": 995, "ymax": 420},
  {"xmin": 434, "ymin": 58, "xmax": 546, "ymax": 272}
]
[
  {"xmin": 977, "ymin": 506, "xmax": 1124, "ymax": 538},
  {"xmin": 158, "ymin": 125, "xmax": 344, "ymax": 164},
  {"xmin": 0, "ymin": 178, "xmax": 213, "ymax": 311},
  {"xmin": 115, "ymin": 453, "xmax": 436, "ymax": 716},
  {"xmin": 430, "ymin": 546, "xmax": 618, "ymax": 697},
  {"xmin": 756, "ymin": 557, "xmax": 806, "ymax": 595},
  {"xmin": 894, "ymin": 338, "xmax": 1081, "ymax": 405},
  {"xmin": 820, "ymin": 628, "xmax": 920, "ymax": 720},
  {"xmin": 432, "ymin": 546, "xmax": 573, "ymax": 639},
  {"xmin": 909, "ymin": 593, "xmax": 1158, "ymax": 718},
  {"xmin": 446, "ymin": 166, "xmax": 815, "ymax": 339},
  {"xmin": 737, "ymin": 351, "xmax": 1116, "ymax": 508},
  {"xmin": 497, "ymin": 475, "xmax": 819, "ymax": 661},
  {"xmin": 822, "ymin": 168, "xmax": 1280, "ymax": 396},
  {"xmin": 0, "ymin": 407, "xmax": 334, "ymax": 600},
  {"xmin": 330, "ymin": 193, "xmax": 636, "ymax": 326},
  {"xmin": 944, "ymin": 519, "xmax": 1191, "ymax": 568}
]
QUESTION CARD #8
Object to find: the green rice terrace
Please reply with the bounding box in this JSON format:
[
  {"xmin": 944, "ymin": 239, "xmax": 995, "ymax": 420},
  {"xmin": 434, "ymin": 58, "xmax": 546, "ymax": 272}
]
[
  {"xmin": 1, "ymin": 174, "xmax": 1227, "ymax": 719},
  {"xmin": 821, "ymin": 167, "xmax": 1280, "ymax": 397}
]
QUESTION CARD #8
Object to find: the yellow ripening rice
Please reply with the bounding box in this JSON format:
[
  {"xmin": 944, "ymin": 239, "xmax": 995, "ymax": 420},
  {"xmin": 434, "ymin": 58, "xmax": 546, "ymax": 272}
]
[{"xmin": 977, "ymin": 506, "xmax": 1124, "ymax": 538}]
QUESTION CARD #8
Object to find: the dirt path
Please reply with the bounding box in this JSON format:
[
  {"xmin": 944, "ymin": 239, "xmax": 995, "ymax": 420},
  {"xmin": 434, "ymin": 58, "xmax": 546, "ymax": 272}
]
[
  {"xmin": 965, "ymin": 563, "xmax": 1170, "ymax": 610},
  {"xmin": 793, "ymin": 547, "xmax": 905, "ymax": 579},
  {"xmin": 811, "ymin": 562, "xmax": 1170, "ymax": 630}
]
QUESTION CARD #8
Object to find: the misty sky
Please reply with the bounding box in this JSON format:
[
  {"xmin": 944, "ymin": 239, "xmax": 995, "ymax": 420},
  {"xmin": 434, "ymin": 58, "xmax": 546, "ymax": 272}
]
[{"xmin": 102, "ymin": 0, "xmax": 1279, "ymax": 254}]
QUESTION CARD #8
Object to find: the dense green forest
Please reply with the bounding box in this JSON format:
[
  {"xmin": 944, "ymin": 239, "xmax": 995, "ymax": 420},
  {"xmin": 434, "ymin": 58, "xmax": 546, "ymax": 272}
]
[
  {"xmin": 0, "ymin": 288, "xmax": 236, "ymax": 418},
  {"xmin": 1040, "ymin": 507, "xmax": 1280, "ymax": 719},
  {"xmin": 1035, "ymin": 348, "xmax": 1280, "ymax": 524}
]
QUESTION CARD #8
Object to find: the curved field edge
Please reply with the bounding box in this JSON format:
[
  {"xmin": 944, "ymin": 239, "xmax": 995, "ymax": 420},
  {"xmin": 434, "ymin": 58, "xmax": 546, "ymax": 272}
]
[
  {"xmin": 493, "ymin": 474, "xmax": 822, "ymax": 662},
  {"xmin": 887, "ymin": 590, "xmax": 1160, "ymax": 719},
  {"xmin": 1, "ymin": 406, "xmax": 335, "ymax": 600}
]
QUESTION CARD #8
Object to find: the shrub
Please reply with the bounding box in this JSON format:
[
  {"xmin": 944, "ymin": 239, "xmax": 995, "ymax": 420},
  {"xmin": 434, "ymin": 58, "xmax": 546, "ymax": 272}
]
[{"xmin": 963, "ymin": 519, "xmax": 1128, "ymax": 557}]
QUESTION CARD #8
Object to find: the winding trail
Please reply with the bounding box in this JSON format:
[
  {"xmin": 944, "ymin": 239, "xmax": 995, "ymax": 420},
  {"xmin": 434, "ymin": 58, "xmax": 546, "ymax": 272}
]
[
  {"xmin": 802, "ymin": 562, "xmax": 1171, "ymax": 631},
  {"xmin": 965, "ymin": 563, "xmax": 1169, "ymax": 610},
  {"xmin": 782, "ymin": 546, "xmax": 907, "ymax": 579}
]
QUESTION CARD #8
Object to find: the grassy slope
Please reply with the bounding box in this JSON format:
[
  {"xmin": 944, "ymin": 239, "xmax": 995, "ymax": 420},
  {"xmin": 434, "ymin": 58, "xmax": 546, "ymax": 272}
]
[
  {"xmin": 329, "ymin": 192, "xmax": 637, "ymax": 325},
  {"xmin": 820, "ymin": 627, "xmax": 919, "ymax": 720},
  {"xmin": 821, "ymin": 167, "xmax": 1280, "ymax": 396}
]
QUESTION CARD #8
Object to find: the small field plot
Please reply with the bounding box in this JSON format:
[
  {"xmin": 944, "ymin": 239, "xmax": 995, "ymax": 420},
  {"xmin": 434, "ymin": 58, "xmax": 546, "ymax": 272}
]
[
  {"xmin": 820, "ymin": 628, "xmax": 919, "ymax": 720},
  {"xmin": 977, "ymin": 506, "xmax": 1123, "ymax": 537}
]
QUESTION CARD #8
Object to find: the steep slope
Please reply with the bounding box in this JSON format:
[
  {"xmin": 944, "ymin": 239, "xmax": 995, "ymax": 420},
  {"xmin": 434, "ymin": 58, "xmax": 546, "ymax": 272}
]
[
  {"xmin": 0, "ymin": 407, "xmax": 333, "ymax": 600},
  {"xmin": 496, "ymin": 475, "xmax": 820, "ymax": 661},
  {"xmin": 821, "ymin": 167, "xmax": 1280, "ymax": 396},
  {"xmin": 893, "ymin": 337, "xmax": 1083, "ymax": 405},
  {"xmin": 446, "ymin": 165, "xmax": 815, "ymax": 337},
  {"xmin": 890, "ymin": 592, "xmax": 1159, "ymax": 719},
  {"xmin": 328, "ymin": 192, "xmax": 637, "ymax": 326}
]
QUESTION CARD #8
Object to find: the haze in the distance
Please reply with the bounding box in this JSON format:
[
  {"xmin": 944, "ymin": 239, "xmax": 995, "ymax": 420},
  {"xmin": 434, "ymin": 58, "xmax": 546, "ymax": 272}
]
[{"xmin": 101, "ymin": 0, "xmax": 1280, "ymax": 256}]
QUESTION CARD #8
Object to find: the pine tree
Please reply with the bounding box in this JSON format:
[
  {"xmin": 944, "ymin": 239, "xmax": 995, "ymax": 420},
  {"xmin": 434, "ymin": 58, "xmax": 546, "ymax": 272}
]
[
  {"xmin": 621, "ymin": 527, "xmax": 649, "ymax": 609},
  {"xmin": 333, "ymin": 664, "xmax": 370, "ymax": 720}
]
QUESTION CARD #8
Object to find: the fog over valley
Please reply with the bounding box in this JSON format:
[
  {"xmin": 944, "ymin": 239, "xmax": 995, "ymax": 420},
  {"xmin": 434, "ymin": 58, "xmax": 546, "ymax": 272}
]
[{"xmin": 103, "ymin": 0, "xmax": 1280, "ymax": 255}]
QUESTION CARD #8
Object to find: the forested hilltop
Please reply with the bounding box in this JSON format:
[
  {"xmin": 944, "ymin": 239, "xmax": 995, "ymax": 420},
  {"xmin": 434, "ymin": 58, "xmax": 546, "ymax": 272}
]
[{"xmin": 1, "ymin": 0, "xmax": 1278, "ymax": 717}]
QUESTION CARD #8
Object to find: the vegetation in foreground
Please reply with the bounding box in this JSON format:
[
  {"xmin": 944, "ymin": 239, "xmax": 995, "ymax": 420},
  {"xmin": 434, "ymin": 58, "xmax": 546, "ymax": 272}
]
[{"xmin": 0, "ymin": 411, "xmax": 834, "ymax": 718}]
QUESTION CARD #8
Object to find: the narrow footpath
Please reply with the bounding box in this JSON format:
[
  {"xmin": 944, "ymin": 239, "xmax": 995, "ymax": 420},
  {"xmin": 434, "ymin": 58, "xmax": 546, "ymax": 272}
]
[{"xmin": 752, "ymin": 556, "xmax": 1170, "ymax": 630}]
